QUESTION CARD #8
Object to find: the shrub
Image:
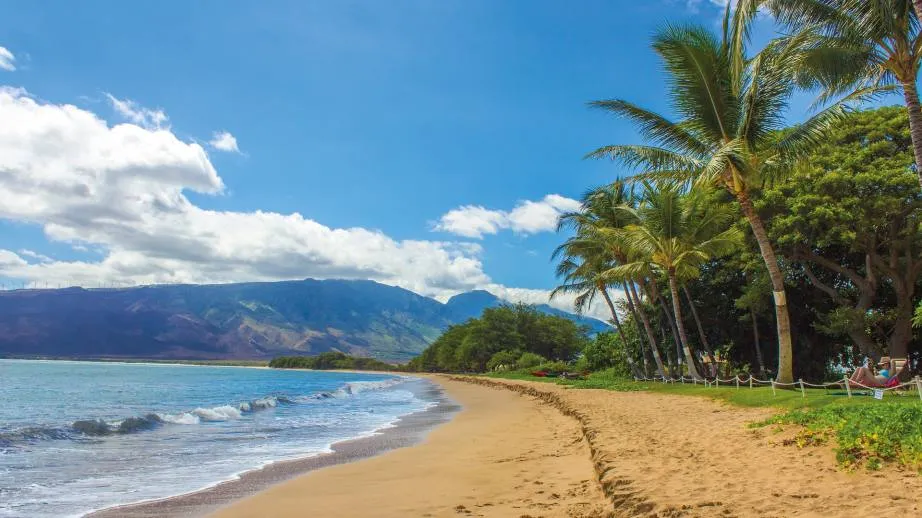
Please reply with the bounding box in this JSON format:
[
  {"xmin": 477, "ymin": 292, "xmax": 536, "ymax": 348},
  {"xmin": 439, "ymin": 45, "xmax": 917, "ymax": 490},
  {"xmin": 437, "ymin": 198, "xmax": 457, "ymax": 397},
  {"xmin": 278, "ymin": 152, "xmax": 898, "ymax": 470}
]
[
  {"xmin": 516, "ymin": 352, "xmax": 546, "ymax": 370},
  {"xmin": 533, "ymin": 360, "xmax": 569, "ymax": 373},
  {"xmin": 486, "ymin": 350, "xmax": 520, "ymax": 372}
]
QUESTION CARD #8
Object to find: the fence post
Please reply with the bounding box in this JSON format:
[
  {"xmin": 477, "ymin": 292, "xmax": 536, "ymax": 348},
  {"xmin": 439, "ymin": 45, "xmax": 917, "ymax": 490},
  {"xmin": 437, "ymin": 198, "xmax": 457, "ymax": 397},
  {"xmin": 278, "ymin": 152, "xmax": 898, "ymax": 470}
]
[
  {"xmin": 693, "ymin": 377, "xmax": 697, "ymax": 385},
  {"xmin": 844, "ymin": 376, "xmax": 852, "ymax": 398},
  {"xmin": 915, "ymin": 377, "xmax": 922, "ymax": 402},
  {"xmin": 735, "ymin": 376, "xmax": 739, "ymax": 390},
  {"xmin": 799, "ymin": 379, "xmax": 806, "ymax": 399},
  {"xmin": 681, "ymin": 376, "xmax": 685, "ymax": 384},
  {"xmin": 749, "ymin": 376, "xmax": 753, "ymax": 389},
  {"xmin": 716, "ymin": 377, "xmax": 719, "ymax": 389},
  {"xmin": 770, "ymin": 380, "xmax": 776, "ymax": 396}
]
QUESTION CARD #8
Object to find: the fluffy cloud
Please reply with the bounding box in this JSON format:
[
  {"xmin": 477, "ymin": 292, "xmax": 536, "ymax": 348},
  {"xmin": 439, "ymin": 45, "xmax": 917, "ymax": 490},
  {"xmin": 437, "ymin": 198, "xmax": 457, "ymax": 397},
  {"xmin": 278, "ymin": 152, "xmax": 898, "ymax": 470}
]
[
  {"xmin": 0, "ymin": 47, "xmax": 15, "ymax": 71},
  {"xmin": 0, "ymin": 87, "xmax": 489, "ymax": 297},
  {"xmin": 105, "ymin": 93, "xmax": 168, "ymax": 129},
  {"xmin": 434, "ymin": 194, "xmax": 581, "ymax": 239},
  {"xmin": 208, "ymin": 131, "xmax": 241, "ymax": 153},
  {"xmin": 0, "ymin": 87, "xmax": 611, "ymax": 321}
]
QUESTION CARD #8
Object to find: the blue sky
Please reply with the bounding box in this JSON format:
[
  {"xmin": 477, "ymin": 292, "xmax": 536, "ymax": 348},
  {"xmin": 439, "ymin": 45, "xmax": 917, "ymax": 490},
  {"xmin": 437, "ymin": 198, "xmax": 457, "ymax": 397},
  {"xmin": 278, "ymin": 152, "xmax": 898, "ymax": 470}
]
[{"xmin": 0, "ymin": 0, "xmax": 815, "ymax": 312}]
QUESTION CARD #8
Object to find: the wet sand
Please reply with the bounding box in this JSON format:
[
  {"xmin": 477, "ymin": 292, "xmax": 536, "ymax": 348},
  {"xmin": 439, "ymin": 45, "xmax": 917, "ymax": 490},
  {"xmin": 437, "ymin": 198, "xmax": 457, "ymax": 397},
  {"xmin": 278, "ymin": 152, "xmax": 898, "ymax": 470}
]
[{"xmin": 88, "ymin": 379, "xmax": 458, "ymax": 518}]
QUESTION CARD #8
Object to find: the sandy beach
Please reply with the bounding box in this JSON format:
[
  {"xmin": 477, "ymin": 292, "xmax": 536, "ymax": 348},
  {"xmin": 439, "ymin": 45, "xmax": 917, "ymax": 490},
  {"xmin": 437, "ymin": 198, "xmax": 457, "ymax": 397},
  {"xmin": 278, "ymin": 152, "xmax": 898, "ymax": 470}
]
[
  {"xmin": 210, "ymin": 376, "xmax": 608, "ymax": 518},
  {"xmin": 97, "ymin": 375, "xmax": 922, "ymax": 518}
]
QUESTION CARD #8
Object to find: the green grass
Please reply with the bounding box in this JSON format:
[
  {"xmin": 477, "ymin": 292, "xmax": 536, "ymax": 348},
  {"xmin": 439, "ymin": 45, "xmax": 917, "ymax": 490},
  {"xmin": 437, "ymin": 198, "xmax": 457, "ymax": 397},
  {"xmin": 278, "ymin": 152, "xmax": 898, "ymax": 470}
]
[{"xmin": 485, "ymin": 368, "xmax": 922, "ymax": 471}]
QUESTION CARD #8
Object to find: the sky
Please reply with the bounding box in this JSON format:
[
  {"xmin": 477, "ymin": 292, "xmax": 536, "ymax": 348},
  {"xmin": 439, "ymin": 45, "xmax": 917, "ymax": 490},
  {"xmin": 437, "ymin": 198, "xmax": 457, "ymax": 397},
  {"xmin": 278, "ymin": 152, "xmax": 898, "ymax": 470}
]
[{"xmin": 0, "ymin": 0, "xmax": 798, "ymax": 318}]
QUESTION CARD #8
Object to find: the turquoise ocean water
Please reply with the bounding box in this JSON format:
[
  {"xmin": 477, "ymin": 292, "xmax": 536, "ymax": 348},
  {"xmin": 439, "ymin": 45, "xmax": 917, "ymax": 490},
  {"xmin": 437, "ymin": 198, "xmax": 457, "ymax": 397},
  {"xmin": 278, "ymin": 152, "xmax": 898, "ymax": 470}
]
[{"xmin": 0, "ymin": 360, "xmax": 434, "ymax": 517}]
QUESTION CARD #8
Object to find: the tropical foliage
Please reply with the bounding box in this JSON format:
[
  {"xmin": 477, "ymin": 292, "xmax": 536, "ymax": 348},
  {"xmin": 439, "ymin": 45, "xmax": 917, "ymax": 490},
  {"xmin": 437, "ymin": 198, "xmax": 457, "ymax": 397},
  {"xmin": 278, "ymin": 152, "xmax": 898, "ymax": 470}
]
[
  {"xmin": 407, "ymin": 304, "xmax": 588, "ymax": 373},
  {"xmin": 269, "ymin": 352, "xmax": 398, "ymax": 371}
]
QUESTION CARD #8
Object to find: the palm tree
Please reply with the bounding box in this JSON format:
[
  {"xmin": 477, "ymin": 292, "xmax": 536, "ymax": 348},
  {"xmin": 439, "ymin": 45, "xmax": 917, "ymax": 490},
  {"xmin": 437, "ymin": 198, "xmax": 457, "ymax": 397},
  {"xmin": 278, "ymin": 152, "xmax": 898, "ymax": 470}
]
[
  {"xmin": 587, "ymin": 7, "xmax": 845, "ymax": 383},
  {"xmin": 609, "ymin": 183, "xmax": 742, "ymax": 379},
  {"xmin": 557, "ymin": 183, "xmax": 670, "ymax": 377},
  {"xmin": 760, "ymin": 0, "xmax": 922, "ymax": 188},
  {"xmin": 550, "ymin": 238, "xmax": 643, "ymax": 378}
]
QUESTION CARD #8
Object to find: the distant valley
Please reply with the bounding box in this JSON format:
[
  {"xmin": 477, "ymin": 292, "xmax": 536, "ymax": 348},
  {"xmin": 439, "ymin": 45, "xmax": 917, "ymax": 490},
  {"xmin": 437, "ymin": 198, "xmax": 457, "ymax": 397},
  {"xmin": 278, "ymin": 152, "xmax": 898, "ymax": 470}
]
[{"xmin": 0, "ymin": 279, "xmax": 607, "ymax": 362}]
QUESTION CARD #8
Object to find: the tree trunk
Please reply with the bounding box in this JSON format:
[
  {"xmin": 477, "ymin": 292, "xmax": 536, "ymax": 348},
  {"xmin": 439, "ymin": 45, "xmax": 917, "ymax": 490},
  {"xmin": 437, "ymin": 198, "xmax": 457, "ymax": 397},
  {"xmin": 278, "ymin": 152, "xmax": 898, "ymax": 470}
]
[
  {"xmin": 751, "ymin": 311, "xmax": 766, "ymax": 377},
  {"xmin": 682, "ymin": 284, "xmax": 716, "ymax": 374},
  {"xmin": 888, "ymin": 292, "xmax": 914, "ymax": 360},
  {"xmin": 600, "ymin": 286, "xmax": 643, "ymax": 378},
  {"xmin": 902, "ymin": 77, "xmax": 922, "ymax": 189},
  {"xmin": 628, "ymin": 283, "xmax": 669, "ymax": 377},
  {"xmin": 668, "ymin": 272, "xmax": 702, "ymax": 379},
  {"xmin": 736, "ymin": 192, "xmax": 794, "ymax": 384},
  {"xmin": 622, "ymin": 285, "xmax": 652, "ymax": 375},
  {"xmin": 653, "ymin": 291, "xmax": 682, "ymax": 360}
]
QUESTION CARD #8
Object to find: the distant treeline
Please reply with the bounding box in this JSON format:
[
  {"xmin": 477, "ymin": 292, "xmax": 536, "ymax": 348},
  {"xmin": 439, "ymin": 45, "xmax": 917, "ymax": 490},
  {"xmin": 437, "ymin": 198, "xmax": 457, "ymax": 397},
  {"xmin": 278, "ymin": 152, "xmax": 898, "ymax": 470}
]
[
  {"xmin": 407, "ymin": 304, "xmax": 589, "ymax": 373},
  {"xmin": 269, "ymin": 351, "xmax": 397, "ymax": 371}
]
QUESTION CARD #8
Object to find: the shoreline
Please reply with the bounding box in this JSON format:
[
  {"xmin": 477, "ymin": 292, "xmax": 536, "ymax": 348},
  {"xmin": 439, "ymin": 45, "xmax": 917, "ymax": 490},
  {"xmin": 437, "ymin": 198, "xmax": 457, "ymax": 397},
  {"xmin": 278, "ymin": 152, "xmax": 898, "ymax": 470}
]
[{"xmin": 87, "ymin": 377, "xmax": 458, "ymax": 518}]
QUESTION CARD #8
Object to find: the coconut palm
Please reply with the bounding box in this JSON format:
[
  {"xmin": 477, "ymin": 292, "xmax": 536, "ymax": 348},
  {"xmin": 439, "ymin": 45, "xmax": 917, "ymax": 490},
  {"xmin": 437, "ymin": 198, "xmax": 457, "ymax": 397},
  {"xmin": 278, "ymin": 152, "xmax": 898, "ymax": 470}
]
[
  {"xmin": 586, "ymin": 7, "xmax": 845, "ymax": 383},
  {"xmin": 608, "ymin": 183, "xmax": 742, "ymax": 379},
  {"xmin": 550, "ymin": 238, "xmax": 643, "ymax": 378},
  {"xmin": 556, "ymin": 183, "xmax": 670, "ymax": 377},
  {"xmin": 758, "ymin": 0, "xmax": 922, "ymax": 187}
]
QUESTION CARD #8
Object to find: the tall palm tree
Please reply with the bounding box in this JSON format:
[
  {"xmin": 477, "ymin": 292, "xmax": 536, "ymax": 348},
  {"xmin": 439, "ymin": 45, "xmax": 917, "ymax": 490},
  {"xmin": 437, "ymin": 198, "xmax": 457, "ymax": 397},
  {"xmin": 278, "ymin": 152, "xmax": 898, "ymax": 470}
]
[
  {"xmin": 609, "ymin": 183, "xmax": 742, "ymax": 379},
  {"xmin": 557, "ymin": 183, "xmax": 670, "ymax": 377},
  {"xmin": 759, "ymin": 0, "xmax": 922, "ymax": 188},
  {"xmin": 550, "ymin": 238, "xmax": 643, "ymax": 378},
  {"xmin": 587, "ymin": 7, "xmax": 845, "ymax": 383}
]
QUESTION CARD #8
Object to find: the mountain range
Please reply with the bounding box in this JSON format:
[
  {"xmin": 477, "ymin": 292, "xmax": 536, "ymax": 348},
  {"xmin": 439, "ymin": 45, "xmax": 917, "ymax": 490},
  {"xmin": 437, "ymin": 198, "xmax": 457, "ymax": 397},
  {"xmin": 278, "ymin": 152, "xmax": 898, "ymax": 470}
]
[{"xmin": 0, "ymin": 279, "xmax": 607, "ymax": 362}]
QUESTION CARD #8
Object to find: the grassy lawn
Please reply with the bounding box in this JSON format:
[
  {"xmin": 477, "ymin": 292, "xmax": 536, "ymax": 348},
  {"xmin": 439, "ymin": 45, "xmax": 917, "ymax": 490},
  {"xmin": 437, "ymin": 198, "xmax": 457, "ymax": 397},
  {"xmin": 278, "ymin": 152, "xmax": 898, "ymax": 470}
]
[{"xmin": 486, "ymin": 369, "xmax": 922, "ymax": 471}]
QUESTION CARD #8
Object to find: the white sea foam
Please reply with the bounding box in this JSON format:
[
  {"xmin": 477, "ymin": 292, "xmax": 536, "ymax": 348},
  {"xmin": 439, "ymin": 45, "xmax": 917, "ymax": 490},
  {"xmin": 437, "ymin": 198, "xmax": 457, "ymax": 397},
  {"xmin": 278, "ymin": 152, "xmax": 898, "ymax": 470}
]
[{"xmin": 193, "ymin": 405, "xmax": 242, "ymax": 421}]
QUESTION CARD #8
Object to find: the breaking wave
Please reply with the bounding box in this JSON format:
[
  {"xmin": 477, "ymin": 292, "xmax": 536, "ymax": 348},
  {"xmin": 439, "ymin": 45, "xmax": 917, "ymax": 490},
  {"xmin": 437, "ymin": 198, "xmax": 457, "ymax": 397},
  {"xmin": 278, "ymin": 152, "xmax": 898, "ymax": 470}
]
[{"xmin": 0, "ymin": 377, "xmax": 407, "ymax": 448}]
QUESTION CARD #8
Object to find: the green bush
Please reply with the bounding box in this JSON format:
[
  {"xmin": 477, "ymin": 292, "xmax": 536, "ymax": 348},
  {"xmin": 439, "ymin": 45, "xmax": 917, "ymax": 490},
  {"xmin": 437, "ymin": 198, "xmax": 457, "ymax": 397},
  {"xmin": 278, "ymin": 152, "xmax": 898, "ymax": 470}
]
[
  {"xmin": 533, "ymin": 360, "xmax": 569, "ymax": 373},
  {"xmin": 486, "ymin": 350, "xmax": 520, "ymax": 372},
  {"xmin": 516, "ymin": 352, "xmax": 546, "ymax": 370}
]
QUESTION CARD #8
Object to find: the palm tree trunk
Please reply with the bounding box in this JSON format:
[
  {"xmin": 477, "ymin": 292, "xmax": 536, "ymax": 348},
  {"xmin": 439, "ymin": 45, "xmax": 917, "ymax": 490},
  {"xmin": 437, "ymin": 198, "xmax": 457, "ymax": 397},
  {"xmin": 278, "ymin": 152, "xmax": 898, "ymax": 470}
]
[
  {"xmin": 901, "ymin": 78, "xmax": 922, "ymax": 189},
  {"xmin": 621, "ymin": 285, "xmax": 652, "ymax": 375},
  {"xmin": 627, "ymin": 283, "xmax": 668, "ymax": 377},
  {"xmin": 751, "ymin": 311, "xmax": 766, "ymax": 377},
  {"xmin": 657, "ymin": 296, "xmax": 683, "ymax": 367},
  {"xmin": 668, "ymin": 272, "xmax": 702, "ymax": 379},
  {"xmin": 736, "ymin": 191, "xmax": 794, "ymax": 384},
  {"xmin": 683, "ymin": 284, "xmax": 716, "ymax": 375},
  {"xmin": 600, "ymin": 286, "xmax": 643, "ymax": 378}
]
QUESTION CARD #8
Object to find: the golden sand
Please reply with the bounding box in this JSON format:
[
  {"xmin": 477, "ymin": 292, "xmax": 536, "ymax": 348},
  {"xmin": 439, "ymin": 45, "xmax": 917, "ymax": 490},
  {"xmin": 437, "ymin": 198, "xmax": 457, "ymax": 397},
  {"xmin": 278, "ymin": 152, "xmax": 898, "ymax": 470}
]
[{"xmin": 213, "ymin": 376, "xmax": 922, "ymax": 518}]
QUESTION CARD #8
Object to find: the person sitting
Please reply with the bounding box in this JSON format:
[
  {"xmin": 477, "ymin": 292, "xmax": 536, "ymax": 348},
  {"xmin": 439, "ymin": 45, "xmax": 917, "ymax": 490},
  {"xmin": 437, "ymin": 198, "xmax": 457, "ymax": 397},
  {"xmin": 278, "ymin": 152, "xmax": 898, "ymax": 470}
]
[{"xmin": 849, "ymin": 357, "xmax": 892, "ymax": 388}]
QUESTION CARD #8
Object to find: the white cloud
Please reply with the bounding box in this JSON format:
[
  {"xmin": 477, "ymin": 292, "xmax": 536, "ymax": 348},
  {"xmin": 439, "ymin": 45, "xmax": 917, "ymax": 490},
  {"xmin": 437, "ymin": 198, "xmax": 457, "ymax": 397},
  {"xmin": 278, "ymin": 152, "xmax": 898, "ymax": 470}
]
[
  {"xmin": 208, "ymin": 131, "xmax": 241, "ymax": 153},
  {"xmin": 434, "ymin": 194, "xmax": 581, "ymax": 239},
  {"xmin": 0, "ymin": 87, "xmax": 614, "ymax": 321},
  {"xmin": 0, "ymin": 87, "xmax": 492, "ymax": 298},
  {"xmin": 0, "ymin": 47, "xmax": 15, "ymax": 71},
  {"xmin": 105, "ymin": 93, "xmax": 168, "ymax": 129}
]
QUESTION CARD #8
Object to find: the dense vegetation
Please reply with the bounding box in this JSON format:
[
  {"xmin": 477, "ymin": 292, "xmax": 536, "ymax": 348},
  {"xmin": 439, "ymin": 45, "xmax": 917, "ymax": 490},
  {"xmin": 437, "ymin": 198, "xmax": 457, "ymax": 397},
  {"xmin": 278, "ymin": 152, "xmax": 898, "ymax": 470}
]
[
  {"xmin": 269, "ymin": 352, "xmax": 397, "ymax": 371},
  {"xmin": 545, "ymin": 0, "xmax": 922, "ymax": 384},
  {"xmin": 407, "ymin": 304, "xmax": 589, "ymax": 373}
]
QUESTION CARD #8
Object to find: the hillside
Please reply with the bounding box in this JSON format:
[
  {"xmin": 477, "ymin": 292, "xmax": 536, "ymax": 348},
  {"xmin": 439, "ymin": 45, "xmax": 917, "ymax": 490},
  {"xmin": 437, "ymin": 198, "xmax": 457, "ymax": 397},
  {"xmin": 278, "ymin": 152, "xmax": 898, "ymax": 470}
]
[
  {"xmin": 0, "ymin": 280, "xmax": 607, "ymax": 362},
  {"xmin": 445, "ymin": 290, "xmax": 609, "ymax": 333}
]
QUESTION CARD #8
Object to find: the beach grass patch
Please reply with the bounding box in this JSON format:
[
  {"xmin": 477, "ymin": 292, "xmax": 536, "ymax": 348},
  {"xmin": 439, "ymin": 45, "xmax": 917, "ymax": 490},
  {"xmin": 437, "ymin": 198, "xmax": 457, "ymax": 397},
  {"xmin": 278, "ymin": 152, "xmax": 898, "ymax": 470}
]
[{"xmin": 757, "ymin": 403, "xmax": 922, "ymax": 471}]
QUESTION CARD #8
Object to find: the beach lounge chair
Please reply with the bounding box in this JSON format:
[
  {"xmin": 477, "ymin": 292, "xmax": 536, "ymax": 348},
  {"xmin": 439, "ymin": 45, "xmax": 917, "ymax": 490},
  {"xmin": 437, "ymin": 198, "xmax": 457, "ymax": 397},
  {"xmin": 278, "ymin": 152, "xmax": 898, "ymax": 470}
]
[{"xmin": 846, "ymin": 358, "xmax": 911, "ymax": 390}]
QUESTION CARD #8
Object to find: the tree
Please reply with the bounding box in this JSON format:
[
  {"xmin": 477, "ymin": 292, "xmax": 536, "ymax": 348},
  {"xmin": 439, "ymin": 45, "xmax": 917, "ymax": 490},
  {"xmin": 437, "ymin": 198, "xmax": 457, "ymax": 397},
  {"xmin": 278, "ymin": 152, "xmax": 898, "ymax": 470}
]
[
  {"xmin": 551, "ymin": 239, "xmax": 644, "ymax": 377},
  {"xmin": 410, "ymin": 304, "xmax": 588, "ymax": 373},
  {"xmin": 763, "ymin": 0, "xmax": 922, "ymax": 188},
  {"xmin": 556, "ymin": 182, "xmax": 670, "ymax": 376},
  {"xmin": 761, "ymin": 106, "xmax": 922, "ymax": 359},
  {"xmin": 610, "ymin": 183, "xmax": 742, "ymax": 378},
  {"xmin": 587, "ymin": 8, "xmax": 845, "ymax": 383}
]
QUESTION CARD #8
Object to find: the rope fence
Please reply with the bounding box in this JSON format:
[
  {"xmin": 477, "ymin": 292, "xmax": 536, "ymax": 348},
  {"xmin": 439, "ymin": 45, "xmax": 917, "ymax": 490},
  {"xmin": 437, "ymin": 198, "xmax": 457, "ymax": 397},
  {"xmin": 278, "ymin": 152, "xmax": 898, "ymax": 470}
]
[{"xmin": 632, "ymin": 374, "xmax": 922, "ymax": 400}]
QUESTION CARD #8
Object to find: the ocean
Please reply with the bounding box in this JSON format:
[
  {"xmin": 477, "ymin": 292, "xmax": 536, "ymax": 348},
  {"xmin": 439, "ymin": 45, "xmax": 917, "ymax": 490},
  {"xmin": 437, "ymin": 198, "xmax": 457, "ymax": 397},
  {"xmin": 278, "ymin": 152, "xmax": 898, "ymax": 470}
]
[{"xmin": 0, "ymin": 359, "xmax": 437, "ymax": 517}]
